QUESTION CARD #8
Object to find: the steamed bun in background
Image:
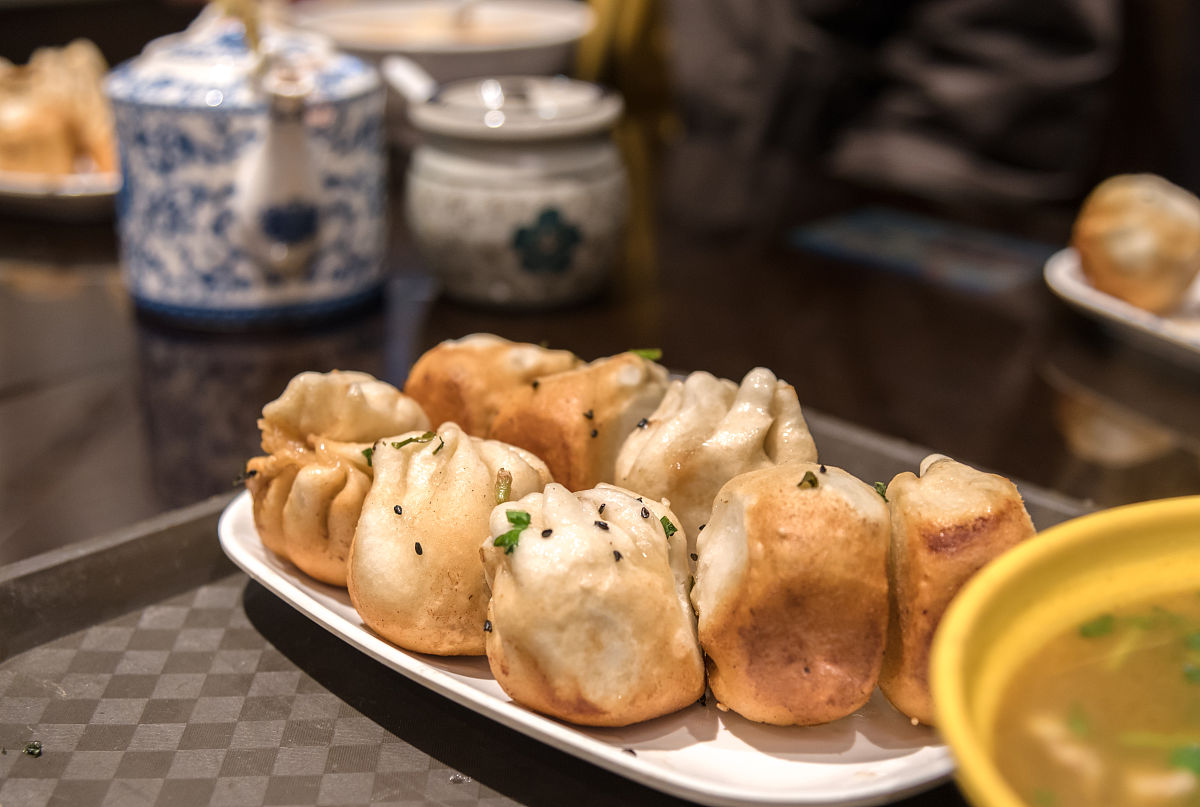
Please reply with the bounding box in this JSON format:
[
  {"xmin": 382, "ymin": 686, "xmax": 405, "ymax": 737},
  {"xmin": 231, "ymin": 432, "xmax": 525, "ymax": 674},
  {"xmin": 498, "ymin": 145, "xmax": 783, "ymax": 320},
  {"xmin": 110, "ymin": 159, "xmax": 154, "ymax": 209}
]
[{"xmin": 1072, "ymin": 173, "xmax": 1200, "ymax": 314}]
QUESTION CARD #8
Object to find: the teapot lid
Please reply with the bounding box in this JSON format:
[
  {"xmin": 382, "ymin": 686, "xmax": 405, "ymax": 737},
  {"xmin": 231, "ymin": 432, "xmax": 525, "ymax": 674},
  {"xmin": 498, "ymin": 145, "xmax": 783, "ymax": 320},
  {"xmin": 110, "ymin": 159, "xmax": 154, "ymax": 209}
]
[
  {"xmin": 105, "ymin": 9, "xmax": 378, "ymax": 110},
  {"xmin": 408, "ymin": 75, "xmax": 622, "ymax": 141}
]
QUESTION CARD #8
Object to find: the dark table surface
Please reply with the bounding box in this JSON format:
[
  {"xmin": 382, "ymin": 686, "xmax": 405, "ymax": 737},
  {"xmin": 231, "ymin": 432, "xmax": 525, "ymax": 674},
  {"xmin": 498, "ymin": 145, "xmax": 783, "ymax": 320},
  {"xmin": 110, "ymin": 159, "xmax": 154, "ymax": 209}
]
[{"xmin": 2, "ymin": 150, "xmax": 1199, "ymax": 807}]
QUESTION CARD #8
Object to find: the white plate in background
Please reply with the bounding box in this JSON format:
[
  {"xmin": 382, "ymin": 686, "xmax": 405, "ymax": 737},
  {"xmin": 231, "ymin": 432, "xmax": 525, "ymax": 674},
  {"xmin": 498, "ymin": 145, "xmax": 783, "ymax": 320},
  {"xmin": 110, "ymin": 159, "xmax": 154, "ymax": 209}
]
[
  {"xmin": 218, "ymin": 490, "xmax": 952, "ymax": 807},
  {"xmin": 0, "ymin": 169, "xmax": 119, "ymax": 220},
  {"xmin": 1044, "ymin": 247, "xmax": 1200, "ymax": 369}
]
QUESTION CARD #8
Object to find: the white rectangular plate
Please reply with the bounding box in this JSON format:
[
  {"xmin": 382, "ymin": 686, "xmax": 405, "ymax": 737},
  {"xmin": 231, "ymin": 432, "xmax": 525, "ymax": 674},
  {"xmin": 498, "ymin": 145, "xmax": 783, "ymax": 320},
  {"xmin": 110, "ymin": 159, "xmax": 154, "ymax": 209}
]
[
  {"xmin": 218, "ymin": 490, "xmax": 952, "ymax": 807},
  {"xmin": 1044, "ymin": 247, "xmax": 1200, "ymax": 369}
]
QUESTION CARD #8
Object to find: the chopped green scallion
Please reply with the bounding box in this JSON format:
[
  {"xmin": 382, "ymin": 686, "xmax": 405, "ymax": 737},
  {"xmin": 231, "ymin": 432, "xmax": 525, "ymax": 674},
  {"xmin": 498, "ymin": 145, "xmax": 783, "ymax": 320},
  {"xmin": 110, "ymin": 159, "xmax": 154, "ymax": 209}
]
[
  {"xmin": 493, "ymin": 510, "xmax": 531, "ymax": 554},
  {"xmin": 1079, "ymin": 614, "xmax": 1115, "ymax": 638}
]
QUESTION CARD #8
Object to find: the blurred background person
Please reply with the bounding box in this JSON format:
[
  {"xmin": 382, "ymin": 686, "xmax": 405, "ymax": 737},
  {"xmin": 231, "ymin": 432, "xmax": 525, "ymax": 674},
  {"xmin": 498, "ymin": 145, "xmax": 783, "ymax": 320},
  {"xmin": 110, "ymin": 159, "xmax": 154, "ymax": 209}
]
[{"xmin": 660, "ymin": 0, "xmax": 1199, "ymax": 236}]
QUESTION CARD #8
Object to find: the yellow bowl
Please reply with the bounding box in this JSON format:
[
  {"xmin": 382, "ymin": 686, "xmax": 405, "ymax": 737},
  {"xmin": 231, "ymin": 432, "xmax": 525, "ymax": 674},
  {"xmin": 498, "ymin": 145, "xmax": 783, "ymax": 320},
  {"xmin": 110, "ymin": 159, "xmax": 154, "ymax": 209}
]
[{"xmin": 930, "ymin": 495, "xmax": 1200, "ymax": 807}]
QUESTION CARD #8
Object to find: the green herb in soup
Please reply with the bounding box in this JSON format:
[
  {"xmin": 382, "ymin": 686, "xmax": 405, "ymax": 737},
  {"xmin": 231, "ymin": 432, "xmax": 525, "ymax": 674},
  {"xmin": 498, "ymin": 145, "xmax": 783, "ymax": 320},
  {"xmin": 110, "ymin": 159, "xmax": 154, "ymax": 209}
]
[{"xmin": 993, "ymin": 591, "xmax": 1200, "ymax": 807}]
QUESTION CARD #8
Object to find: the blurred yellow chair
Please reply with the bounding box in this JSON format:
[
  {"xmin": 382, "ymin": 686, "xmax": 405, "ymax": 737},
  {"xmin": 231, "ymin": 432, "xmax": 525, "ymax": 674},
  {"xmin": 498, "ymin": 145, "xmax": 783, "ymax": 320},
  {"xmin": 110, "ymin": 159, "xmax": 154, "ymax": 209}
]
[{"xmin": 575, "ymin": 0, "xmax": 675, "ymax": 292}]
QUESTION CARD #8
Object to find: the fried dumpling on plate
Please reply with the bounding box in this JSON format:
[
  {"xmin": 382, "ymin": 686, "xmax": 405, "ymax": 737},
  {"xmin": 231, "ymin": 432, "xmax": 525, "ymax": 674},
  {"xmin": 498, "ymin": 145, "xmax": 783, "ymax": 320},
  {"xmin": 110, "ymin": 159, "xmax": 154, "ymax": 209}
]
[
  {"xmin": 403, "ymin": 334, "xmax": 581, "ymax": 437},
  {"xmin": 245, "ymin": 437, "xmax": 372, "ymax": 587},
  {"xmin": 259, "ymin": 369, "xmax": 430, "ymax": 453},
  {"xmin": 480, "ymin": 483, "xmax": 704, "ymax": 726},
  {"xmin": 614, "ymin": 367, "xmax": 818, "ymax": 548},
  {"xmin": 488, "ymin": 352, "xmax": 670, "ymax": 491},
  {"xmin": 245, "ymin": 370, "xmax": 429, "ymax": 585},
  {"xmin": 348, "ymin": 423, "xmax": 552, "ymax": 656},
  {"xmin": 880, "ymin": 454, "xmax": 1035, "ymax": 726},
  {"xmin": 692, "ymin": 462, "xmax": 890, "ymax": 726}
]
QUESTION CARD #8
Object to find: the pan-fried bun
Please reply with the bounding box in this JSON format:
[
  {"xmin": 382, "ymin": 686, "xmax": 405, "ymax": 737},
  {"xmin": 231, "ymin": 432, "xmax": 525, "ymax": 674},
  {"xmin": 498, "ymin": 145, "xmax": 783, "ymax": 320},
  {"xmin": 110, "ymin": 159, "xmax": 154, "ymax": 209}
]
[
  {"xmin": 246, "ymin": 437, "xmax": 372, "ymax": 586},
  {"xmin": 259, "ymin": 370, "xmax": 430, "ymax": 454},
  {"xmin": 481, "ymin": 483, "xmax": 703, "ymax": 726},
  {"xmin": 614, "ymin": 367, "xmax": 817, "ymax": 549},
  {"xmin": 404, "ymin": 334, "xmax": 581, "ymax": 437},
  {"xmin": 488, "ymin": 352, "xmax": 669, "ymax": 491},
  {"xmin": 880, "ymin": 454, "xmax": 1035, "ymax": 726},
  {"xmin": 1072, "ymin": 173, "xmax": 1200, "ymax": 314},
  {"xmin": 348, "ymin": 423, "xmax": 552, "ymax": 656},
  {"xmin": 692, "ymin": 462, "xmax": 890, "ymax": 726},
  {"xmin": 246, "ymin": 370, "xmax": 429, "ymax": 585}
]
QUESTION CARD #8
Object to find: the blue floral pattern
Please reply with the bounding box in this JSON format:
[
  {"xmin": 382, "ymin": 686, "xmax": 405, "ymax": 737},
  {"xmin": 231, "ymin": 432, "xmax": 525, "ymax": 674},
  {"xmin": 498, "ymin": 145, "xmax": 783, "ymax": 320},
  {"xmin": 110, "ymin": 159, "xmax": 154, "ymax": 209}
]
[
  {"xmin": 511, "ymin": 208, "xmax": 583, "ymax": 274},
  {"xmin": 115, "ymin": 93, "xmax": 386, "ymax": 316},
  {"xmin": 105, "ymin": 20, "xmax": 378, "ymax": 112}
]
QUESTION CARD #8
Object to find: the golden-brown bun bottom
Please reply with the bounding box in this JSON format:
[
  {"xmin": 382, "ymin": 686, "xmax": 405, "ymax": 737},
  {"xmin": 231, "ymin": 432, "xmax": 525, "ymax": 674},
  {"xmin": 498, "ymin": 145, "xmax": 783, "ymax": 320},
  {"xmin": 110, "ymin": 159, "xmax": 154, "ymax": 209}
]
[
  {"xmin": 879, "ymin": 456, "xmax": 1035, "ymax": 725},
  {"xmin": 696, "ymin": 464, "xmax": 890, "ymax": 726},
  {"xmin": 404, "ymin": 334, "xmax": 580, "ymax": 437},
  {"xmin": 488, "ymin": 353, "xmax": 668, "ymax": 491}
]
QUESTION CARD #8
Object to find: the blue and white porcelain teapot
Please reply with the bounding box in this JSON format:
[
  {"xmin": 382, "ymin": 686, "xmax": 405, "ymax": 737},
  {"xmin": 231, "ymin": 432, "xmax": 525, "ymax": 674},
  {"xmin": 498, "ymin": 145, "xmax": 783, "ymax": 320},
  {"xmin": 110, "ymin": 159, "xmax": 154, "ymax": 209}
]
[{"xmin": 106, "ymin": 8, "xmax": 386, "ymax": 326}]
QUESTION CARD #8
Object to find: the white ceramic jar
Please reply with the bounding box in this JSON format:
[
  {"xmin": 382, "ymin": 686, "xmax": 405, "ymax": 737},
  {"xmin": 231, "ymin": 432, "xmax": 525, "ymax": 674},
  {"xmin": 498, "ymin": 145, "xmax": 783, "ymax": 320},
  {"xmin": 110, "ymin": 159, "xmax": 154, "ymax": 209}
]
[
  {"xmin": 105, "ymin": 11, "xmax": 387, "ymax": 327},
  {"xmin": 404, "ymin": 75, "xmax": 626, "ymax": 308}
]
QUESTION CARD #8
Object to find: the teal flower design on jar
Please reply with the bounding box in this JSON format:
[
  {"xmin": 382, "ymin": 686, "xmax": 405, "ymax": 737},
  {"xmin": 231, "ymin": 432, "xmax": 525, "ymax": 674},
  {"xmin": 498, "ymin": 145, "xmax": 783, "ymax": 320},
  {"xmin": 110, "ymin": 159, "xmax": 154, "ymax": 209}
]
[{"xmin": 512, "ymin": 208, "xmax": 582, "ymax": 274}]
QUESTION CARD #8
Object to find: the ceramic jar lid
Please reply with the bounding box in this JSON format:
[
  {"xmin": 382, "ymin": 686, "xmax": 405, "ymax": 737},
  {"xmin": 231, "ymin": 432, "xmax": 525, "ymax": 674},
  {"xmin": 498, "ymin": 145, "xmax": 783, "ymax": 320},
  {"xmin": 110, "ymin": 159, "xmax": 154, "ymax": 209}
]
[
  {"xmin": 105, "ymin": 10, "xmax": 379, "ymax": 111},
  {"xmin": 408, "ymin": 75, "xmax": 622, "ymax": 141}
]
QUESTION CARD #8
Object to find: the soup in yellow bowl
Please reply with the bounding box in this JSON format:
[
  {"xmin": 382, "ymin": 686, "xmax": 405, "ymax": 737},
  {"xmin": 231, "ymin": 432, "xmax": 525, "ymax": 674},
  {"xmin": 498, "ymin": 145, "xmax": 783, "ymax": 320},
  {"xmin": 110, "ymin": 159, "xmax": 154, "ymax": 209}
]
[{"xmin": 931, "ymin": 496, "xmax": 1200, "ymax": 807}]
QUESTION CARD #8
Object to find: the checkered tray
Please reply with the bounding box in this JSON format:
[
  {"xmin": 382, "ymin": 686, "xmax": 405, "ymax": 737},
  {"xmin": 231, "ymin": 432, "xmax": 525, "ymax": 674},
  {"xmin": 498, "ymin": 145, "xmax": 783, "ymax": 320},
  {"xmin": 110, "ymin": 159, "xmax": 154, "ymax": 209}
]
[
  {"xmin": 0, "ymin": 496, "xmax": 524, "ymax": 807},
  {"xmin": 1, "ymin": 574, "xmax": 515, "ymax": 807}
]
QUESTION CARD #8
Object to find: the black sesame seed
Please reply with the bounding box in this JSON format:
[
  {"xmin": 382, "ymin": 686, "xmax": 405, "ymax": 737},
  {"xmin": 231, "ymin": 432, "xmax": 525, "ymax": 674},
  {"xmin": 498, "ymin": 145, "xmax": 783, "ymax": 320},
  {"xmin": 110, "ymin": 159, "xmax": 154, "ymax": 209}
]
[
  {"xmin": 414, "ymin": 542, "xmax": 423, "ymax": 555},
  {"xmin": 246, "ymin": 469, "xmax": 258, "ymax": 477},
  {"xmin": 598, "ymin": 503, "xmax": 606, "ymax": 514},
  {"xmin": 541, "ymin": 528, "xmax": 553, "ymax": 538},
  {"xmin": 589, "ymin": 428, "xmax": 598, "ymax": 438},
  {"xmin": 614, "ymin": 550, "xmax": 622, "ymax": 562},
  {"xmin": 595, "ymin": 521, "xmax": 609, "ymax": 531},
  {"xmin": 623, "ymin": 748, "xmax": 637, "ymax": 756},
  {"xmin": 641, "ymin": 506, "xmax": 650, "ymax": 518},
  {"xmin": 690, "ymin": 553, "xmax": 698, "ymax": 561},
  {"xmin": 636, "ymin": 418, "xmax": 648, "ymax": 429},
  {"xmin": 531, "ymin": 379, "xmax": 540, "ymax": 389},
  {"xmin": 583, "ymin": 409, "xmax": 594, "ymax": 419},
  {"xmin": 636, "ymin": 497, "xmax": 643, "ymax": 502},
  {"xmin": 484, "ymin": 619, "xmax": 492, "ymax": 633},
  {"xmin": 803, "ymin": 666, "xmax": 811, "ymax": 674},
  {"xmin": 819, "ymin": 464, "xmax": 827, "ymax": 473},
  {"xmin": 393, "ymin": 504, "xmax": 403, "ymax": 515},
  {"xmin": 698, "ymin": 524, "xmax": 706, "ymax": 531}
]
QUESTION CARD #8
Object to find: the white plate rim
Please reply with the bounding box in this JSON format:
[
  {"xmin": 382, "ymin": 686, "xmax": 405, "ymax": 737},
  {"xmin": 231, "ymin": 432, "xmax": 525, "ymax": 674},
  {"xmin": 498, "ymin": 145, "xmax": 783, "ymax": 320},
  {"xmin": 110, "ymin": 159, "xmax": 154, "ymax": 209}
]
[
  {"xmin": 287, "ymin": 0, "xmax": 595, "ymax": 55},
  {"xmin": 218, "ymin": 489, "xmax": 954, "ymax": 807},
  {"xmin": 0, "ymin": 168, "xmax": 120, "ymax": 200},
  {"xmin": 1043, "ymin": 247, "xmax": 1200, "ymax": 365}
]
